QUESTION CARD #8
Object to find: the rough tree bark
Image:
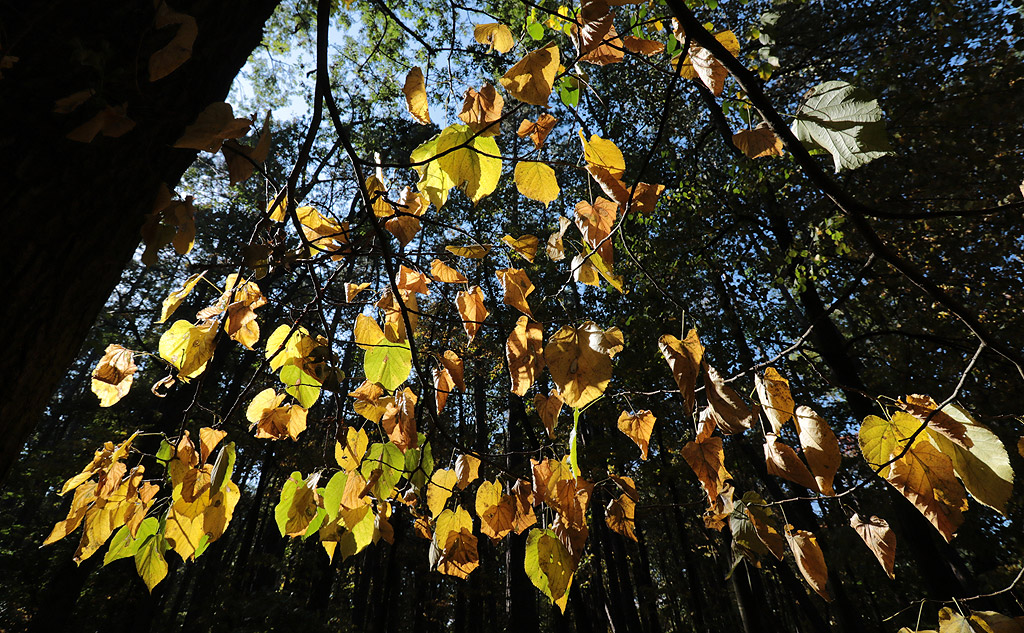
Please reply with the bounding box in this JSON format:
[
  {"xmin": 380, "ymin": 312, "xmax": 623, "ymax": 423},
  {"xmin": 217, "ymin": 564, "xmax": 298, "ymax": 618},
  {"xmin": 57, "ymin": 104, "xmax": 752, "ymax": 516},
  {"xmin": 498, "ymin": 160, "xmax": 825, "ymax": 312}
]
[{"xmin": 0, "ymin": 0, "xmax": 282, "ymax": 482}]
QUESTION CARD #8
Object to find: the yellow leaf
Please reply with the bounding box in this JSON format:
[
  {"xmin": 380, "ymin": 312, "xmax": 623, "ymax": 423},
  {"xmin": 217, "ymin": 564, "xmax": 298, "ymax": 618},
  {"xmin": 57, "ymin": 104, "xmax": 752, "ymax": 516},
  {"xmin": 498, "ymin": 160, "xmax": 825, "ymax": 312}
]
[
  {"xmin": 149, "ymin": 2, "xmax": 197, "ymax": 81},
  {"xmin": 445, "ymin": 244, "xmax": 492, "ymax": 259},
  {"xmin": 544, "ymin": 322, "xmax": 614, "ymax": 408},
  {"xmin": 158, "ymin": 272, "xmax": 205, "ymax": 323},
  {"xmin": 511, "ymin": 480, "xmax": 538, "ymax": 534},
  {"xmin": 458, "ymin": 83, "xmax": 504, "ymax": 137},
  {"xmin": 524, "ymin": 528, "xmax": 575, "ymax": 613},
  {"xmin": 246, "ymin": 388, "xmax": 307, "ymax": 441},
  {"xmin": 514, "ymin": 162, "xmax": 560, "ymax": 206},
  {"xmin": 90, "ymin": 344, "xmax": 137, "ymax": 407},
  {"xmin": 402, "ymin": 66, "xmax": 431, "ymax": 125},
  {"xmin": 685, "ymin": 30, "xmax": 740, "ymax": 97},
  {"xmin": 575, "ymin": 197, "xmax": 617, "ymax": 268},
  {"xmin": 474, "ymin": 23, "xmax": 515, "ymax": 53},
  {"xmin": 579, "ymin": 131, "xmax": 625, "ymax": 177},
  {"xmin": 436, "ymin": 124, "xmax": 502, "ymax": 204},
  {"xmin": 859, "ymin": 411, "xmax": 925, "ymax": 478},
  {"xmin": 335, "ymin": 426, "xmax": 369, "ymax": 472},
  {"xmin": 617, "ymin": 410, "xmax": 655, "ymax": 460},
  {"xmin": 755, "ymin": 367, "xmax": 795, "ymax": 434},
  {"xmin": 500, "ymin": 44, "xmax": 560, "ymax": 106},
  {"xmin": 158, "ymin": 319, "xmax": 217, "ymax": 380},
  {"xmin": 345, "ymin": 282, "xmax": 371, "ymax": 302},
  {"xmin": 427, "ymin": 468, "xmax": 458, "ymax": 518},
  {"xmin": 366, "ymin": 175, "xmax": 394, "ymax": 218},
  {"xmin": 496, "ymin": 268, "xmax": 535, "ymax": 317},
  {"xmin": 658, "ymin": 329, "xmax": 704, "ymax": 416},
  {"xmin": 507, "ymin": 315, "xmax": 544, "ymax": 396},
  {"xmin": 501, "ymin": 234, "xmax": 540, "ymax": 263},
  {"xmin": 849, "ymin": 513, "xmax": 896, "ymax": 579},
  {"xmin": 785, "ymin": 527, "xmax": 832, "ymax": 602},
  {"xmin": 430, "ymin": 259, "xmax": 468, "ymax": 283},
  {"xmin": 198, "ymin": 427, "xmax": 226, "ymax": 465},
  {"xmin": 353, "ymin": 314, "xmax": 385, "ymax": 350},
  {"xmin": 455, "ymin": 286, "xmax": 489, "ymax": 345},
  {"xmin": 534, "ymin": 390, "xmax": 564, "ymax": 438},
  {"xmin": 794, "ymin": 406, "xmax": 841, "ymax": 495}
]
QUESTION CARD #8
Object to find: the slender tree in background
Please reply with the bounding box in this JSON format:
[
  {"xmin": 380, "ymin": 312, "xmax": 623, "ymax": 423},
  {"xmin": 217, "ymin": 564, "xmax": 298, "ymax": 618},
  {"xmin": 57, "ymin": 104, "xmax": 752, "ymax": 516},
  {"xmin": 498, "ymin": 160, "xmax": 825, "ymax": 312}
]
[{"xmin": 2, "ymin": 0, "xmax": 1023, "ymax": 631}]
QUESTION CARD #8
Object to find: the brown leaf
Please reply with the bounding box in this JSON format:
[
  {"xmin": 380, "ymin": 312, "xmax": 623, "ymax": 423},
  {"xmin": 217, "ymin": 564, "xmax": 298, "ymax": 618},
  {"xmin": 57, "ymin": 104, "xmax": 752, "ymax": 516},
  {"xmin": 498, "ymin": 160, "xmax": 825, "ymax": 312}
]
[
  {"xmin": 785, "ymin": 527, "xmax": 832, "ymax": 602},
  {"xmin": 499, "ymin": 44, "xmax": 560, "ymax": 106},
  {"xmin": 544, "ymin": 321, "xmax": 614, "ymax": 408},
  {"xmin": 149, "ymin": 2, "xmax": 197, "ymax": 81},
  {"xmin": 174, "ymin": 102, "xmax": 251, "ymax": 153},
  {"xmin": 574, "ymin": 20, "xmax": 624, "ymax": 66},
  {"xmin": 496, "ymin": 268, "xmax": 535, "ymax": 317},
  {"xmin": 755, "ymin": 367, "xmax": 794, "ymax": 434},
  {"xmin": 458, "ymin": 83, "xmax": 504, "ymax": 136},
  {"xmin": 764, "ymin": 434, "xmax": 820, "ymax": 493},
  {"xmin": 622, "ymin": 36, "xmax": 665, "ymax": 56},
  {"xmin": 680, "ymin": 436, "xmax": 730, "ymax": 504},
  {"xmin": 886, "ymin": 442, "xmax": 967, "ymax": 542},
  {"xmin": 898, "ymin": 394, "xmax": 971, "ymax": 448},
  {"xmin": 501, "ymin": 234, "xmax": 540, "ymax": 262},
  {"xmin": 434, "ymin": 507, "xmax": 479, "ymax": 578},
  {"xmin": 511, "ymin": 479, "xmax": 537, "ymax": 534},
  {"xmin": 534, "ymin": 390, "xmax": 564, "ymax": 438},
  {"xmin": 476, "ymin": 479, "xmax": 515, "ymax": 541},
  {"xmin": 433, "ymin": 367, "xmax": 454, "ymax": 413},
  {"xmin": 91, "ymin": 344, "xmax": 137, "ymax": 407},
  {"xmin": 66, "ymin": 104, "xmax": 136, "ymax": 143},
  {"xmin": 617, "ymin": 410, "xmax": 655, "ymax": 460},
  {"xmin": 733, "ymin": 124, "xmax": 784, "ymax": 159},
  {"xmin": 849, "ymin": 513, "xmax": 896, "ymax": 579},
  {"xmin": 658, "ymin": 329, "xmax": 704, "ymax": 416},
  {"xmin": 794, "ymin": 406, "xmax": 841, "ymax": 495},
  {"xmin": 606, "ymin": 494, "xmax": 637, "ymax": 541},
  {"xmin": 507, "ymin": 316, "xmax": 544, "ymax": 396},
  {"xmin": 440, "ymin": 351, "xmax": 466, "ymax": 391},
  {"xmin": 545, "ymin": 216, "xmax": 572, "ymax": 261},
  {"xmin": 703, "ymin": 362, "xmax": 754, "ymax": 434},
  {"xmin": 455, "ymin": 454, "xmax": 482, "ymax": 490},
  {"xmin": 575, "ymin": 197, "xmax": 617, "ymax": 267},
  {"xmin": 517, "ymin": 113, "xmax": 558, "ymax": 149},
  {"xmin": 396, "ymin": 264, "xmax": 431, "ymax": 296},
  {"xmin": 222, "ymin": 111, "xmax": 272, "ymax": 185},
  {"xmin": 402, "ymin": 66, "xmax": 431, "ymax": 125},
  {"xmin": 455, "ymin": 286, "xmax": 489, "ymax": 345},
  {"xmin": 381, "ymin": 387, "xmax": 418, "ymax": 452},
  {"xmin": 198, "ymin": 427, "xmax": 227, "ymax": 465},
  {"xmin": 53, "ymin": 89, "xmax": 96, "ymax": 114}
]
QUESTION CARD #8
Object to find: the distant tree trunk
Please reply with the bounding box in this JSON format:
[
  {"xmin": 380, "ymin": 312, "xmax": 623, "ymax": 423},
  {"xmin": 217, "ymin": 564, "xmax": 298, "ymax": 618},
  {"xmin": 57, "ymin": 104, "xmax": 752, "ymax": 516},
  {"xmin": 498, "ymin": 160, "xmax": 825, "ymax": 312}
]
[{"xmin": 0, "ymin": 0, "xmax": 282, "ymax": 483}]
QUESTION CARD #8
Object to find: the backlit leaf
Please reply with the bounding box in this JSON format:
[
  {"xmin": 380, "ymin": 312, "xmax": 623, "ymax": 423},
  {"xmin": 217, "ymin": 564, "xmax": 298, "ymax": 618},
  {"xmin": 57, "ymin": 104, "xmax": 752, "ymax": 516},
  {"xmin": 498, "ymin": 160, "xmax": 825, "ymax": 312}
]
[
  {"xmin": 436, "ymin": 124, "xmax": 502, "ymax": 203},
  {"xmin": 159, "ymin": 319, "xmax": 217, "ymax": 380},
  {"xmin": 680, "ymin": 436, "xmax": 730, "ymax": 504},
  {"xmin": 474, "ymin": 23, "xmax": 515, "ymax": 53},
  {"xmin": 500, "ymin": 44, "xmax": 560, "ymax": 106},
  {"xmin": 764, "ymin": 434, "xmax": 819, "ymax": 493},
  {"xmin": 658, "ymin": 329, "xmax": 703, "ymax": 416},
  {"xmin": 456, "ymin": 286, "xmax": 489, "ymax": 345},
  {"xmin": 517, "ymin": 113, "xmax": 558, "ymax": 149},
  {"xmin": 617, "ymin": 410, "xmax": 655, "ymax": 460},
  {"xmin": 785, "ymin": 527, "xmax": 832, "ymax": 602},
  {"xmin": 755, "ymin": 367, "xmax": 794, "ymax": 434},
  {"xmin": 534, "ymin": 390, "xmax": 564, "ymax": 438},
  {"xmin": 458, "ymin": 83, "xmax": 503, "ymax": 136},
  {"xmin": 402, "ymin": 66, "xmax": 431, "ymax": 125},
  {"xmin": 496, "ymin": 268, "xmax": 535, "ymax": 317},
  {"xmin": 794, "ymin": 406, "xmax": 841, "ymax": 495},
  {"xmin": 524, "ymin": 528, "xmax": 575, "ymax": 613},
  {"xmin": 91, "ymin": 344, "xmax": 137, "ymax": 407},
  {"xmin": 514, "ymin": 161, "xmax": 560, "ymax": 207},
  {"xmin": 545, "ymin": 321, "xmax": 615, "ymax": 408}
]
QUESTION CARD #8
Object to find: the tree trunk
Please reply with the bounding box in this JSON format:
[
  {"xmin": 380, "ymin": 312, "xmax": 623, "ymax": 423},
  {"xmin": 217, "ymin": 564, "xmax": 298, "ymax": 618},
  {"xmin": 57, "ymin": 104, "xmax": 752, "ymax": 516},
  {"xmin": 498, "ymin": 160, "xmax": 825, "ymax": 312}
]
[{"xmin": 0, "ymin": 0, "xmax": 282, "ymax": 483}]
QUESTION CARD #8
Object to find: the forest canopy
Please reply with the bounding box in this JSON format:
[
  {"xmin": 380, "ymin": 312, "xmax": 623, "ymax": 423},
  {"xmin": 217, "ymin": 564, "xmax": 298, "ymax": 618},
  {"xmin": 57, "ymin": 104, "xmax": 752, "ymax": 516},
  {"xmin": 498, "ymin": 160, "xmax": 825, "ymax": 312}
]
[{"xmin": 2, "ymin": 0, "xmax": 1024, "ymax": 631}]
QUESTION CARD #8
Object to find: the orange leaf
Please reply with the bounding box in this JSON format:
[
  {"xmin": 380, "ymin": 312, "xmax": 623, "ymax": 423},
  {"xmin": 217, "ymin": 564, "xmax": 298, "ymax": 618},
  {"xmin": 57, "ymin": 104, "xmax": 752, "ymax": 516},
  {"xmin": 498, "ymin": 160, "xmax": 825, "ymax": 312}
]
[
  {"xmin": 616, "ymin": 410, "xmax": 655, "ymax": 460},
  {"xmin": 507, "ymin": 316, "xmax": 544, "ymax": 396},
  {"xmin": 496, "ymin": 268, "xmax": 535, "ymax": 317},
  {"xmin": 785, "ymin": 527, "xmax": 832, "ymax": 602},
  {"xmin": 764, "ymin": 434, "xmax": 820, "ymax": 492},
  {"xmin": 680, "ymin": 436, "xmax": 730, "ymax": 504},
  {"xmin": 455, "ymin": 286, "xmax": 489, "ymax": 345},
  {"xmin": 658, "ymin": 329, "xmax": 704, "ymax": 416}
]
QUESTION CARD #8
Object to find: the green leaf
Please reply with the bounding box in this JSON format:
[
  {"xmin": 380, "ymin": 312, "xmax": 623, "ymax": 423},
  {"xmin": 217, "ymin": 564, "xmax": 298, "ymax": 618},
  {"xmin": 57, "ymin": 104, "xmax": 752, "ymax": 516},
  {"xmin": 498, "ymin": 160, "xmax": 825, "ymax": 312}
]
[
  {"xmin": 303, "ymin": 506, "xmax": 328, "ymax": 540},
  {"xmin": 527, "ymin": 22, "xmax": 544, "ymax": 41},
  {"xmin": 363, "ymin": 337, "xmax": 412, "ymax": 392},
  {"xmin": 524, "ymin": 528, "xmax": 574, "ymax": 613},
  {"xmin": 155, "ymin": 439, "xmax": 173, "ymax": 466},
  {"xmin": 858, "ymin": 411, "xmax": 923, "ymax": 478},
  {"xmin": 404, "ymin": 434, "xmax": 434, "ymax": 490},
  {"xmin": 134, "ymin": 533, "xmax": 169, "ymax": 593},
  {"xmin": 104, "ymin": 518, "xmax": 159, "ymax": 566},
  {"xmin": 275, "ymin": 471, "xmax": 319, "ymax": 537},
  {"xmin": 410, "ymin": 135, "xmax": 454, "ymax": 209},
  {"xmin": 323, "ymin": 470, "xmax": 348, "ymax": 522},
  {"xmin": 791, "ymin": 80, "xmax": 893, "ymax": 172},
  {"xmin": 435, "ymin": 124, "xmax": 502, "ymax": 204},
  {"xmin": 280, "ymin": 363, "xmax": 321, "ymax": 408},
  {"xmin": 569, "ymin": 409, "xmax": 582, "ymax": 478},
  {"xmin": 210, "ymin": 441, "xmax": 236, "ymax": 496},
  {"xmin": 360, "ymin": 442, "xmax": 406, "ymax": 499}
]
